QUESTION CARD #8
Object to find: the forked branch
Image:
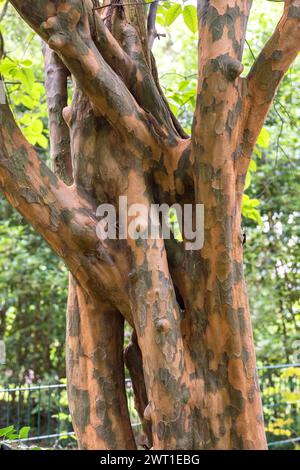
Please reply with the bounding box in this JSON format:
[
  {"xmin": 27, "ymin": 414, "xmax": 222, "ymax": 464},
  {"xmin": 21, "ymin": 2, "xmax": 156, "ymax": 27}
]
[
  {"xmin": 243, "ymin": 0, "xmax": 300, "ymax": 158},
  {"xmin": 0, "ymin": 100, "xmax": 131, "ymax": 318},
  {"xmin": 10, "ymin": 0, "xmax": 163, "ymax": 154}
]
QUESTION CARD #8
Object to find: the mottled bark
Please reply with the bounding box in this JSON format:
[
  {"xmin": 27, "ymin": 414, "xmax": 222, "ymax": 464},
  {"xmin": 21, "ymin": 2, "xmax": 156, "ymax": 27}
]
[
  {"xmin": 189, "ymin": 0, "xmax": 267, "ymax": 449},
  {"xmin": 1, "ymin": 0, "xmax": 299, "ymax": 450},
  {"xmin": 66, "ymin": 278, "xmax": 136, "ymax": 449},
  {"xmin": 147, "ymin": 1, "xmax": 159, "ymax": 50},
  {"xmin": 42, "ymin": 44, "xmax": 72, "ymax": 184},
  {"xmin": 124, "ymin": 332, "xmax": 153, "ymax": 448}
]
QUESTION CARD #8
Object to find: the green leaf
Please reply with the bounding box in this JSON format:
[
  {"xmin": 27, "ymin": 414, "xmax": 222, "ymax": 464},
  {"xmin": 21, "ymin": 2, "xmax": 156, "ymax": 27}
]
[
  {"xmin": 165, "ymin": 4, "xmax": 182, "ymax": 27},
  {"xmin": 242, "ymin": 195, "xmax": 262, "ymax": 226},
  {"xmin": 243, "ymin": 194, "xmax": 250, "ymax": 204},
  {"xmin": 36, "ymin": 134, "xmax": 48, "ymax": 149},
  {"xmin": 21, "ymin": 60, "xmax": 32, "ymax": 68},
  {"xmin": 244, "ymin": 171, "xmax": 251, "ymax": 190},
  {"xmin": 254, "ymin": 147, "xmax": 262, "ymax": 159},
  {"xmin": 19, "ymin": 426, "xmax": 30, "ymax": 439},
  {"xmin": 249, "ymin": 159, "xmax": 257, "ymax": 172},
  {"xmin": 178, "ymin": 80, "xmax": 190, "ymax": 91},
  {"xmin": 0, "ymin": 425, "xmax": 14, "ymax": 438},
  {"xmin": 0, "ymin": 59, "xmax": 16, "ymax": 75},
  {"xmin": 257, "ymin": 127, "xmax": 270, "ymax": 148},
  {"xmin": 31, "ymin": 119, "xmax": 43, "ymax": 135},
  {"xmin": 249, "ymin": 198, "xmax": 260, "ymax": 207},
  {"xmin": 21, "ymin": 94, "xmax": 34, "ymax": 109},
  {"xmin": 5, "ymin": 431, "xmax": 19, "ymax": 440},
  {"xmin": 182, "ymin": 5, "xmax": 198, "ymax": 34}
]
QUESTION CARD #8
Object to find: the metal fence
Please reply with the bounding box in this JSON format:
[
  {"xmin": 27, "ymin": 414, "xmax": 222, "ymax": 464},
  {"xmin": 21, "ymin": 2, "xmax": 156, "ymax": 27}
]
[
  {"xmin": 258, "ymin": 364, "xmax": 300, "ymax": 449},
  {"xmin": 0, "ymin": 364, "xmax": 299, "ymax": 449},
  {"xmin": 0, "ymin": 379, "xmax": 140, "ymax": 449}
]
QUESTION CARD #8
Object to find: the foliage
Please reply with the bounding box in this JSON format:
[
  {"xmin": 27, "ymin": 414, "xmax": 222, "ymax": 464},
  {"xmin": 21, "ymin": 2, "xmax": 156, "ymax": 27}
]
[
  {"xmin": 0, "ymin": 5, "xmax": 67, "ymax": 385},
  {"xmin": 0, "ymin": 424, "xmax": 30, "ymax": 441},
  {"xmin": 0, "ymin": 197, "xmax": 67, "ymax": 383},
  {"xmin": 260, "ymin": 367, "xmax": 300, "ymax": 448}
]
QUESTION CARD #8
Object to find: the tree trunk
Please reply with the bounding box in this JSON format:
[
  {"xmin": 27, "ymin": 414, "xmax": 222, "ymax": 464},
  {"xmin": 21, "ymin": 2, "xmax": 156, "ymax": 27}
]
[{"xmin": 1, "ymin": 0, "xmax": 300, "ymax": 450}]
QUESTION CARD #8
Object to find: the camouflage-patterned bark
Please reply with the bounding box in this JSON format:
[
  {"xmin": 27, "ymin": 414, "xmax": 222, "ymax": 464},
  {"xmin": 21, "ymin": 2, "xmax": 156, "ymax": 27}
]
[{"xmin": 1, "ymin": 0, "xmax": 300, "ymax": 449}]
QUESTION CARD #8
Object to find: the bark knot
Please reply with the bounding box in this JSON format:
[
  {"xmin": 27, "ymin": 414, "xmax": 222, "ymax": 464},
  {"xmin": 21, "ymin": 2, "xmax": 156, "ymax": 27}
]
[
  {"xmin": 211, "ymin": 54, "xmax": 244, "ymax": 82},
  {"xmin": 154, "ymin": 318, "xmax": 171, "ymax": 334}
]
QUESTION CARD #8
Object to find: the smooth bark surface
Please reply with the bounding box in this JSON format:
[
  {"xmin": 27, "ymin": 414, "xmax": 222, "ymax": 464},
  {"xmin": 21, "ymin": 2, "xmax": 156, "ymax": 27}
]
[{"xmin": 1, "ymin": 0, "xmax": 299, "ymax": 449}]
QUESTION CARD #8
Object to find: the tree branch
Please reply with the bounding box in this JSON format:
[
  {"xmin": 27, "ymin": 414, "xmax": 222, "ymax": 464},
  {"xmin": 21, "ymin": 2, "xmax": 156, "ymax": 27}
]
[
  {"xmin": 147, "ymin": 1, "xmax": 159, "ymax": 49},
  {"xmin": 123, "ymin": 0, "xmax": 151, "ymax": 66},
  {"xmin": 193, "ymin": 0, "xmax": 252, "ymax": 154},
  {"xmin": 124, "ymin": 331, "xmax": 153, "ymax": 448},
  {"xmin": 67, "ymin": 279, "xmax": 136, "ymax": 449},
  {"xmin": 42, "ymin": 44, "xmax": 72, "ymax": 184},
  {"xmin": 243, "ymin": 0, "xmax": 300, "ymax": 160},
  {"xmin": 9, "ymin": 0, "xmax": 162, "ymax": 154},
  {"xmin": 92, "ymin": 8, "xmax": 181, "ymax": 138},
  {"xmin": 0, "ymin": 1, "xmax": 9, "ymax": 23},
  {"xmin": 0, "ymin": 100, "xmax": 132, "ymax": 319}
]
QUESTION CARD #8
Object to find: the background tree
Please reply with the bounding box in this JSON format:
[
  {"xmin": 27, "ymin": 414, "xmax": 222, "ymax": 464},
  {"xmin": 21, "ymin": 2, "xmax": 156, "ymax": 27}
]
[{"xmin": 0, "ymin": 0, "xmax": 300, "ymax": 450}]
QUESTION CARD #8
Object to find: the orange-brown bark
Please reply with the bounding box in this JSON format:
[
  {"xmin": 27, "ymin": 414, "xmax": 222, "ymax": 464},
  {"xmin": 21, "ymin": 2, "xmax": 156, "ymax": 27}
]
[
  {"xmin": 1, "ymin": 0, "xmax": 299, "ymax": 450},
  {"xmin": 66, "ymin": 277, "xmax": 136, "ymax": 449},
  {"xmin": 42, "ymin": 45, "xmax": 73, "ymax": 184}
]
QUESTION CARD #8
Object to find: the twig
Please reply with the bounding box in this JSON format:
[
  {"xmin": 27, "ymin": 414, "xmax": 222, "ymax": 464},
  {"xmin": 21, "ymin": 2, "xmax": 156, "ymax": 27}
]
[
  {"xmin": 0, "ymin": 0, "xmax": 9, "ymax": 23},
  {"xmin": 94, "ymin": 0, "xmax": 159, "ymax": 10},
  {"xmin": 147, "ymin": 1, "xmax": 159, "ymax": 49}
]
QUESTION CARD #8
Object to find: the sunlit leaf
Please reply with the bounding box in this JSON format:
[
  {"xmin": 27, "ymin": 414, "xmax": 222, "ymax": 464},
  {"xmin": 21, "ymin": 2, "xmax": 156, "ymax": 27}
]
[
  {"xmin": 257, "ymin": 127, "xmax": 270, "ymax": 148},
  {"xmin": 182, "ymin": 5, "xmax": 198, "ymax": 34}
]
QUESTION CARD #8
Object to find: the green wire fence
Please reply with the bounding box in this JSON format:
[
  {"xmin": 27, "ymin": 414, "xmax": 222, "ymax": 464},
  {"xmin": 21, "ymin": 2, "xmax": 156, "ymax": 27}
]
[{"xmin": 0, "ymin": 364, "xmax": 299, "ymax": 449}]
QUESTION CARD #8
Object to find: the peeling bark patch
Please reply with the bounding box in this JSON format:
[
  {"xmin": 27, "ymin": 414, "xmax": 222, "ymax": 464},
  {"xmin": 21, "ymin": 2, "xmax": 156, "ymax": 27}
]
[
  {"xmin": 216, "ymin": 251, "xmax": 231, "ymax": 282},
  {"xmin": 227, "ymin": 99, "xmax": 242, "ymax": 131},
  {"xmin": 230, "ymin": 427, "xmax": 244, "ymax": 450},
  {"xmin": 207, "ymin": 6, "xmax": 244, "ymax": 56},
  {"xmin": 225, "ymin": 307, "xmax": 239, "ymax": 334},
  {"xmin": 70, "ymin": 385, "xmax": 90, "ymax": 432},
  {"xmin": 271, "ymin": 50, "xmax": 283, "ymax": 62},
  {"xmin": 3, "ymin": 145, "xmax": 28, "ymax": 182},
  {"xmin": 68, "ymin": 303, "xmax": 80, "ymax": 337},
  {"xmin": 248, "ymin": 51, "xmax": 284, "ymax": 101},
  {"xmin": 19, "ymin": 187, "xmax": 39, "ymax": 204},
  {"xmin": 288, "ymin": 5, "xmax": 300, "ymax": 19},
  {"xmin": 213, "ymin": 278, "xmax": 233, "ymax": 305},
  {"xmin": 210, "ymin": 54, "xmax": 243, "ymax": 82},
  {"xmin": 40, "ymin": 161, "xmax": 59, "ymax": 188},
  {"xmin": 237, "ymin": 308, "xmax": 246, "ymax": 335},
  {"xmin": 192, "ymin": 408, "xmax": 217, "ymax": 449},
  {"xmin": 157, "ymin": 368, "xmax": 178, "ymax": 396},
  {"xmin": 95, "ymin": 400, "xmax": 117, "ymax": 448},
  {"xmin": 198, "ymin": 162, "xmax": 221, "ymax": 184},
  {"xmin": 232, "ymin": 260, "xmax": 243, "ymax": 283}
]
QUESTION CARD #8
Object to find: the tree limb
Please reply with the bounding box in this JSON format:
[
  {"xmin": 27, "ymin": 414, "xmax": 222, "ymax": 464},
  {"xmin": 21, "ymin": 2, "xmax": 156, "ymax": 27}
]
[
  {"xmin": 92, "ymin": 8, "xmax": 181, "ymax": 138},
  {"xmin": 123, "ymin": 0, "xmax": 151, "ymax": 66},
  {"xmin": 9, "ymin": 0, "xmax": 162, "ymax": 154},
  {"xmin": 147, "ymin": 1, "xmax": 159, "ymax": 49},
  {"xmin": 0, "ymin": 0, "xmax": 9, "ymax": 23},
  {"xmin": 42, "ymin": 44, "xmax": 72, "ymax": 184},
  {"xmin": 67, "ymin": 279, "xmax": 136, "ymax": 449},
  {"xmin": 243, "ymin": 0, "xmax": 300, "ymax": 160},
  {"xmin": 124, "ymin": 331, "xmax": 153, "ymax": 448},
  {"xmin": 0, "ymin": 100, "xmax": 132, "ymax": 319},
  {"xmin": 193, "ymin": 0, "xmax": 252, "ymax": 154}
]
